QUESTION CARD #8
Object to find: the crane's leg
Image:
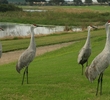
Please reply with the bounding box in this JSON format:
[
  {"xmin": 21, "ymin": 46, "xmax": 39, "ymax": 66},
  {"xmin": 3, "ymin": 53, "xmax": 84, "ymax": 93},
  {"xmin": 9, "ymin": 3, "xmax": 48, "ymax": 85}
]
[
  {"xmin": 96, "ymin": 74, "xmax": 101, "ymax": 96},
  {"xmin": 22, "ymin": 68, "xmax": 27, "ymax": 85},
  {"xmin": 100, "ymin": 73, "xmax": 103, "ymax": 95},
  {"xmin": 81, "ymin": 64, "xmax": 84, "ymax": 75},
  {"xmin": 26, "ymin": 67, "xmax": 28, "ymax": 84}
]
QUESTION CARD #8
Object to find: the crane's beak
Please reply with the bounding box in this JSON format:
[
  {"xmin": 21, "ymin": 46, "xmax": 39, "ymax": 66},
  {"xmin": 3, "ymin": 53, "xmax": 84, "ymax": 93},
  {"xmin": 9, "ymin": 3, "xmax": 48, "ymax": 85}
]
[
  {"xmin": 32, "ymin": 24, "xmax": 44, "ymax": 27},
  {"xmin": 91, "ymin": 25, "xmax": 98, "ymax": 29},
  {"xmin": 37, "ymin": 25, "xmax": 44, "ymax": 27}
]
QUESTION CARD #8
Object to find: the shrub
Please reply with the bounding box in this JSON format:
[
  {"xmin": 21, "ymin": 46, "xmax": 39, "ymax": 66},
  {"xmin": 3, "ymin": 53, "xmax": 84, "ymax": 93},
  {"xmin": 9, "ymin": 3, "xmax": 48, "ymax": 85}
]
[{"xmin": 0, "ymin": 4, "xmax": 22, "ymax": 12}]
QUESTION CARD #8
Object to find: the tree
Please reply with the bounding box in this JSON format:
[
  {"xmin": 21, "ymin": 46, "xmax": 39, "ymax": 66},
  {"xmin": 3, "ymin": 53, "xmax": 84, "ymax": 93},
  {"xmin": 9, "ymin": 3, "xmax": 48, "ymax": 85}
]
[
  {"xmin": 34, "ymin": 0, "xmax": 46, "ymax": 1},
  {"xmin": 97, "ymin": 0, "xmax": 108, "ymax": 3},
  {"xmin": 49, "ymin": 0, "xmax": 64, "ymax": 5},
  {"xmin": 85, "ymin": 0, "xmax": 92, "ymax": 5},
  {"xmin": 0, "ymin": 4, "xmax": 22, "ymax": 12},
  {"xmin": 74, "ymin": 0, "xmax": 82, "ymax": 5},
  {"xmin": 25, "ymin": 0, "xmax": 46, "ymax": 2},
  {"xmin": 25, "ymin": 0, "xmax": 46, "ymax": 5},
  {"xmin": 0, "ymin": 0, "xmax": 8, "ymax": 4},
  {"xmin": 25, "ymin": 0, "xmax": 33, "ymax": 5}
]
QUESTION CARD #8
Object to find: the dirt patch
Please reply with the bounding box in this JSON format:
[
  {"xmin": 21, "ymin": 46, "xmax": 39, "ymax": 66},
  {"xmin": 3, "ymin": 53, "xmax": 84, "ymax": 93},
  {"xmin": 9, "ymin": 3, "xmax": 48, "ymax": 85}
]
[{"xmin": 0, "ymin": 42, "xmax": 74, "ymax": 65}]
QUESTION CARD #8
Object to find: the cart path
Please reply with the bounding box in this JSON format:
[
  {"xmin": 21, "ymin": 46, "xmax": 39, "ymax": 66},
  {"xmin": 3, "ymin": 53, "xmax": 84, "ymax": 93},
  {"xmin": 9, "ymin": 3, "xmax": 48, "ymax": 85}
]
[{"xmin": 0, "ymin": 42, "xmax": 74, "ymax": 65}]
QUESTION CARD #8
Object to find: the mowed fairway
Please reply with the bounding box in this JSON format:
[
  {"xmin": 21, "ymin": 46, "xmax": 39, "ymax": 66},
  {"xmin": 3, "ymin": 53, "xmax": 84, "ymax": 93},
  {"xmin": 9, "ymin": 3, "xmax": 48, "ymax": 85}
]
[{"xmin": 0, "ymin": 30, "xmax": 110, "ymax": 100}]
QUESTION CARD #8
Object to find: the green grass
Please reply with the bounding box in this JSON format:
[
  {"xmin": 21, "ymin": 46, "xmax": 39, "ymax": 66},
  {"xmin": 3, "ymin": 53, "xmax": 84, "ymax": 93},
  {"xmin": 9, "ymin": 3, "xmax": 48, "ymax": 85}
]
[{"xmin": 0, "ymin": 29, "xmax": 110, "ymax": 99}]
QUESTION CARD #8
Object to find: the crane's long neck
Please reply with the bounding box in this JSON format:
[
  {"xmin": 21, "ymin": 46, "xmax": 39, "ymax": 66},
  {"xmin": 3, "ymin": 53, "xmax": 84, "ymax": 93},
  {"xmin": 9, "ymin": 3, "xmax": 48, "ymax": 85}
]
[
  {"xmin": 84, "ymin": 27, "xmax": 91, "ymax": 47},
  {"xmin": 29, "ymin": 27, "xmax": 36, "ymax": 50},
  {"xmin": 105, "ymin": 24, "xmax": 110, "ymax": 51}
]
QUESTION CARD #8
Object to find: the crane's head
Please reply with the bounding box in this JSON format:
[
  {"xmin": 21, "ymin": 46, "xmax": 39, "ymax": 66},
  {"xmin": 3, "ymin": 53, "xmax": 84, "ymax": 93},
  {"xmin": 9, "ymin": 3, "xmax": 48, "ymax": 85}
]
[
  {"xmin": 31, "ymin": 24, "xmax": 38, "ymax": 28},
  {"xmin": 87, "ymin": 25, "xmax": 97, "ymax": 30},
  {"xmin": 32, "ymin": 24, "xmax": 43, "ymax": 28},
  {"xmin": 90, "ymin": 25, "xmax": 98, "ymax": 29},
  {"xmin": 0, "ymin": 27, "xmax": 4, "ymax": 31},
  {"xmin": 107, "ymin": 20, "xmax": 110, "ymax": 23},
  {"xmin": 107, "ymin": 20, "xmax": 110, "ymax": 26},
  {"xmin": 30, "ymin": 24, "xmax": 39, "ymax": 31},
  {"xmin": 105, "ymin": 20, "xmax": 110, "ymax": 28}
]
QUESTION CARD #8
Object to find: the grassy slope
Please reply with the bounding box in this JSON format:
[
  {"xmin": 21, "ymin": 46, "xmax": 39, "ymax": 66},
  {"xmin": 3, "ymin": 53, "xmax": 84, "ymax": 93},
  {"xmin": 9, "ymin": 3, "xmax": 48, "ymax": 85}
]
[{"xmin": 0, "ymin": 29, "xmax": 110, "ymax": 99}]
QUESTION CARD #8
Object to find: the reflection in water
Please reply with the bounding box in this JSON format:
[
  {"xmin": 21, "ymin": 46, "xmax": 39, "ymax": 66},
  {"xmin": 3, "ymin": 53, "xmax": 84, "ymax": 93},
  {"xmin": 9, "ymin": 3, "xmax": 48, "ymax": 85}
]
[
  {"xmin": 0, "ymin": 22, "xmax": 82, "ymax": 38},
  {"xmin": 23, "ymin": 9, "xmax": 47, "ymax": 12}
]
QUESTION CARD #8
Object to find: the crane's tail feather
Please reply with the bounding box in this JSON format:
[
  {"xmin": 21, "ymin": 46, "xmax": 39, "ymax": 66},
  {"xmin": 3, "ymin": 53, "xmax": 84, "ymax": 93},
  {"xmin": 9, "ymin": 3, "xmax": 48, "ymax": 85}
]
[{"xmin": 16, "ymin": 64, "xmax": 20, "ymax": 73}]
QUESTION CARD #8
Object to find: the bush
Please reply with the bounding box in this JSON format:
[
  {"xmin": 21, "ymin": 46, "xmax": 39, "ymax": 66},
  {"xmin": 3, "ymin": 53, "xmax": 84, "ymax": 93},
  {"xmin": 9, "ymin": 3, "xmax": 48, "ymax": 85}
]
[{"xmin": 0, "ymin": 4, "xmax": 22, "ymax": 12}]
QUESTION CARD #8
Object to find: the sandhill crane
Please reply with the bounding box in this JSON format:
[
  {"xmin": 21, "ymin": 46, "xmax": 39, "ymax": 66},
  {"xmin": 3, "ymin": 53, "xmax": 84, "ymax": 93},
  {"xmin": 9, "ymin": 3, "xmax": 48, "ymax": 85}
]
[
  {"xmin": 16, "ymin": 24, "xmax": 38, "ymax": 85},
  {"xmin": 78, "ymin": 25, "xmax": 94, "ymax": 75},
  {"xmin": 85, "ymin": 21, "xmax": 110, "ymax": 95},
  {"xmin": 0, "ymin": 27, "xmax": 4, "ymax": 58}
]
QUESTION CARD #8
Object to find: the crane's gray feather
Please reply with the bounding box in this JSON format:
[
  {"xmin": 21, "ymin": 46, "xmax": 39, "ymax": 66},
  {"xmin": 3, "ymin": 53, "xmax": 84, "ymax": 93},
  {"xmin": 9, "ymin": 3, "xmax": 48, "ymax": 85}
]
[
  {"xmin": 16, "ymin": 48, "xmax": 36, "ymax": 73},
  {"xmin": 78, "ymin": 26, "xmax": 92, "ymax": 66},
  {"xmin": 85, "ymin": 51, "xmax": 109, "ymax": 82},
  {"xmin": 16, "ymin": 24, "xmax": 37, "ymax": 74},
  {"xmin": 85, "ymin": 21, "xmax": 110, "ymax": 82},
  {"xmin": 78, "ymin": 47, "xmax": 91, "ymax": 64}
]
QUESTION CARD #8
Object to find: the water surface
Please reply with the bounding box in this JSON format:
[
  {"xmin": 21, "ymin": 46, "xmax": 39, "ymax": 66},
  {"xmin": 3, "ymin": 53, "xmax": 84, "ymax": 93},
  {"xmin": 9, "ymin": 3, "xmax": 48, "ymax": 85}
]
[{"xmin": 0, "ymin": 22, "xmax": 82, "ymax": 38}]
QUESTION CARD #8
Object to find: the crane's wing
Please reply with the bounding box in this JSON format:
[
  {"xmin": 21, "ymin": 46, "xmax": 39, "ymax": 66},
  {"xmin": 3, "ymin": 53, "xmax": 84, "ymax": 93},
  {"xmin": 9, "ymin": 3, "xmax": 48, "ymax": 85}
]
[
  {"xmin": 78, "ymin": 47, "xmax": 91, "ymax": 64},
  {"xmin": 83, "ymin": 48, "xmax": 91, "ymax": 59},
  {"xmin": 0, "ymin": 43, "xmax": 2, "ymax": 58},
  {"xmin": 16, "ymin": 49, "xmax": 36, "ymax": 73},
  {"xmin": 85, "ymin": 52, "xmax": 109, "ymax": 82},
  {"xmin": 20, "ymin": 49, "xmax": 36, "ymax": 66}
]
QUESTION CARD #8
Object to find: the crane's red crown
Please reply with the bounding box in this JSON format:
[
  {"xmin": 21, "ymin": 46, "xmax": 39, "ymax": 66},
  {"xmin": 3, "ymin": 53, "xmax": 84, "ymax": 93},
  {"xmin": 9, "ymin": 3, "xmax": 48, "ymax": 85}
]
[
  {"xmin": 33, "ymin": 24, "xmax": 37, "ymax": 26},
  {"xmin": 108, "ymin": 20, "xmax": 110, "ymax": 23},
  {"xmin": 33, "ymin": 24, "xmax": 39, "ymax": 27}
]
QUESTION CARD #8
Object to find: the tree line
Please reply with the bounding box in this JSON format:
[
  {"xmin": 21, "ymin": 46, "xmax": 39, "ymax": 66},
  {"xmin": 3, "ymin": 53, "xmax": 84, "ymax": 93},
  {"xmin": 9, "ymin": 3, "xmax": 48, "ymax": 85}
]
[
  {"xmin": 26, "ymin": 0, "xmax": 110, "ymax": 4},
  {"xmin": 0, "ymin": 0, "xmax": 110, "ymax": 5}
]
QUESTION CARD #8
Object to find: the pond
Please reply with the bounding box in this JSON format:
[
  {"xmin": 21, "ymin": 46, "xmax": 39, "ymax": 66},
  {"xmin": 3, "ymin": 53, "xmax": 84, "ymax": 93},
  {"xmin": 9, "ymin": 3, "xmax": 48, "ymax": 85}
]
[
  {"xmin": 23, "ymin": 9, "xmax": 47, "ymax": 12},
  {"xmin": 0, "ymin": 22, "xmax": 82, "ymax": 38}
]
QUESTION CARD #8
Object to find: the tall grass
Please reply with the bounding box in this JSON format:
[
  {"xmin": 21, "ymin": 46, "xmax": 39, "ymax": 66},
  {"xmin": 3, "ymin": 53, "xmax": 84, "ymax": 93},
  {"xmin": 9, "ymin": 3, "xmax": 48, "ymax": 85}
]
[
  {"xmin": 61, "ymin": 6, "xmax": 110, "ymax": 13},
  {"xmin": 0, "ymin": 6, "xmax": 110, "ymax": 26},
  {"xmin": 21, "ymin": 6, "xmax": 110, "ymax": 13}
]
